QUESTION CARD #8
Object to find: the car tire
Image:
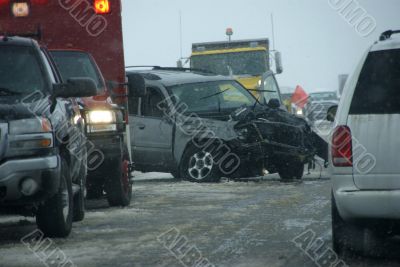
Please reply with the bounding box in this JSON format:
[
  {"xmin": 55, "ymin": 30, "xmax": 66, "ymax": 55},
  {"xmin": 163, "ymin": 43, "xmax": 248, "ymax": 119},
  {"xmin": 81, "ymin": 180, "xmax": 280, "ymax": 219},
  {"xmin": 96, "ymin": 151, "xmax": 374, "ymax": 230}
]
[
  {"xmin": 73, "ymin": 165, "xmax": 86, "ymax": 222},
  {"xmin": 36, "ymin": 156, "xmax": 73, "ymax": 238},
  {"xmin": 180, "ymin": 144, "xmax": 221, "ymax": 183},
  {"xmin": 106, "ymin": 148, "xmax": 132, "ymax": 207},
  {"xmin": 332, "ymin": 193, "xmax": 367, "ymax": 255},
  {"xmin": 278, "ymin": 159, "xmax": 304, "ymax": 180}
]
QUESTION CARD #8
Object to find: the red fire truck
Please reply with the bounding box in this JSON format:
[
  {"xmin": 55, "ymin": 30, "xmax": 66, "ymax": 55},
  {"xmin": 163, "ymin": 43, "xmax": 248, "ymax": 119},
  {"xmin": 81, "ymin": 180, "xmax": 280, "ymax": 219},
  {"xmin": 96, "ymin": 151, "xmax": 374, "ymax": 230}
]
[{"xmin": 0, "ymin": 0, "xmax": 135, "ymax": 206}]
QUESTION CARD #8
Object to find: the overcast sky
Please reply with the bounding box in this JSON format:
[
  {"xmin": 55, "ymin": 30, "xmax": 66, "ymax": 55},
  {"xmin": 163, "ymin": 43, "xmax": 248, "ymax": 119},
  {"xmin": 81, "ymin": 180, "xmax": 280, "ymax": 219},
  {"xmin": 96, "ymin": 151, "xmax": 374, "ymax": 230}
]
[{"xmin": 121, "ymin": 0, "xmax": 400, "ymax": 93}]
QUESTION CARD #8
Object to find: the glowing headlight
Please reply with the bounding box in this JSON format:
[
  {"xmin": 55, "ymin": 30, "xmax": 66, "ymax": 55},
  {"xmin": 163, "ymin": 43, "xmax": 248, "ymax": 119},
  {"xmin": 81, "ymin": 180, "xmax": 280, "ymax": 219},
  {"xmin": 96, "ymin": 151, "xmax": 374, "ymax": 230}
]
[
  {"xmin": 86, "ymin": 110, "xmax": 117, "ymax": 133},
  {"xmin": 87, "ymin": 110, "xmax": 116, "ymax": 124},
  {"xmin": 296, "ymin": 108, "xmax": 304, "ymax": 116}
]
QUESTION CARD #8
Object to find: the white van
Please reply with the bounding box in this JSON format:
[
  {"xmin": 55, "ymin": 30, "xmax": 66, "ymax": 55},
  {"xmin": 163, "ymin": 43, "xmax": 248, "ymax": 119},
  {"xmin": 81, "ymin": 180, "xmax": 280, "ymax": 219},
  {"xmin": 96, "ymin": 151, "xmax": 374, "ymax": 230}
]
[{"xmin": 329, "ymin": 30, "xmax": 400, "ymax": 255}]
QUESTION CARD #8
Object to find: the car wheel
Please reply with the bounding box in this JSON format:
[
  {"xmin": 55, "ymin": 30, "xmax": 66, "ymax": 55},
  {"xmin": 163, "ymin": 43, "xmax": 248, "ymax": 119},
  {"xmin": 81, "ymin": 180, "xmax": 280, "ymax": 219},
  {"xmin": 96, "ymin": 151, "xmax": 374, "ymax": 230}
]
[
  {"xmin": 332, "ymin": 193, "xmax": 366, "ymax": 255},
  {"xmin": 278, "ymin": 159, "xmax": 304, "ymax": 180},
  {"xmin": 36, "ymin": 156, "xmax": 73, "ymax": 238},
  {"xmin": 180, "ymin": 145, "xmax": 221, "ymax": 183},
  {"xmin": 73, "ymin": 165, "xmax": 86, "ymax": 222},
  {"xmin": 106, "ymin": 148, "xmax": 132, "ymax": 207}
]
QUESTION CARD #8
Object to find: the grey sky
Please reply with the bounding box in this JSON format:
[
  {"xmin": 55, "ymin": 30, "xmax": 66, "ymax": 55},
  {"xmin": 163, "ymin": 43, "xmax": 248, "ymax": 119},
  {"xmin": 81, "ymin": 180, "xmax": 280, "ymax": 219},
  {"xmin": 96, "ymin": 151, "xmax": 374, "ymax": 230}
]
[{"xmin": 121, "ymin": 0, "xmax": 400, "ymax": 93}]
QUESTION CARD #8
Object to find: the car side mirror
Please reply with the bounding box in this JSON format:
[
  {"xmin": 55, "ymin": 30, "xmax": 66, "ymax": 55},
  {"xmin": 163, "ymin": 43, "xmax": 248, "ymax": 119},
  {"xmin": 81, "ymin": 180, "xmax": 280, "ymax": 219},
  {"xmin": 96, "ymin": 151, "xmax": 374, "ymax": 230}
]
[
  {"xmin": 268, "ymin": 98, "xmax": 281, "ymax": 109},
  {"xmin": 53, "ymin": 78, "xmax": 97, "ymax": 98},
  {"xmin": 275, "ymin": 51, "xmax": 283, "ymax": 74},
  {"xmin": 327, "ymin": 105, "xmax": 338, "ymax": 122},
  {"xmin": 127, "ymin": 73, "xmax": 147, "ymax": 97}
]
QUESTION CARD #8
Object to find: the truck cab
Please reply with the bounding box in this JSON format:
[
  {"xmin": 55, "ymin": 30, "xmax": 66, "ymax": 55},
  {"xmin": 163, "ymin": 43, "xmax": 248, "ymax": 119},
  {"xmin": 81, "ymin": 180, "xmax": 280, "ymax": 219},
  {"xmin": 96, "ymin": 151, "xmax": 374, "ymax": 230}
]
[
  {"xmin": 0, "ymin": 0, "xmax": 133, "ymax": 207},
  {"xmin": 0, "ymin": 36, "xmax": 97, "ymax": 237}
]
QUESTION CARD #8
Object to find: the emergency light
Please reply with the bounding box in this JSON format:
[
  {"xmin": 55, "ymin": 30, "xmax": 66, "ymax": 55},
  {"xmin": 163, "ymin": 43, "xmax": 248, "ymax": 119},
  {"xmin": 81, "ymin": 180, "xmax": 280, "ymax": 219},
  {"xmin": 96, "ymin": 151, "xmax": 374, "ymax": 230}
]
[
  {"xmin": 12, "ymin": 2, "xmax": 29, "ymax": 17},
  {"xmin": 94, "ymin": 0, "xmax": 110, "ymax": 14}
]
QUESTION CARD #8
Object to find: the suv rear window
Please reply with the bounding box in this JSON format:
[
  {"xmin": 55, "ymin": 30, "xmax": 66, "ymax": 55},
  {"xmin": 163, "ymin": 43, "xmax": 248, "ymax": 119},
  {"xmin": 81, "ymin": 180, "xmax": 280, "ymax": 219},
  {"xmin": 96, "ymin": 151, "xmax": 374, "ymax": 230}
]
[{"xmin": 350, "ymin": 49, "xmax": 400, "ymax": 114}]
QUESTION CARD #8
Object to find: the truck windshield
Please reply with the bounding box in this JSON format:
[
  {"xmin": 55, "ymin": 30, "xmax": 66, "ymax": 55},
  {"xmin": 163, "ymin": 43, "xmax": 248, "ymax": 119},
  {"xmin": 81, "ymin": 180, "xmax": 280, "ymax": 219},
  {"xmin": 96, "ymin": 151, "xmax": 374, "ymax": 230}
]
[
  {"xmin": 50, "ymin": 51, "xmax": 105, "ymax": 92},
  {"xmin": 191, "ymin": 51, "xmax": 267, "ymax": 76},
  {"xmin": 0, "ymin": 46, "xmax": 45, "ymax": 94},
  {"xmin": 169, "ymin": 80, "xmax": 256, "ymax": 113}
]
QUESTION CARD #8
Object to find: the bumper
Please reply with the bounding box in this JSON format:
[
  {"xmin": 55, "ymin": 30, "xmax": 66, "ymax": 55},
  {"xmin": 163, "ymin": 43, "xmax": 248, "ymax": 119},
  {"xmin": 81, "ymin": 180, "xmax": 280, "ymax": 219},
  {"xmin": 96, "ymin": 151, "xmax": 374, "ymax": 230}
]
[
  {"xmin": 0, "ymin": 155, "xmax": 60, "ymax": 203},
  {"xmin": 86, "ymin": 134, "xmax": 123, "ymax": 179},
  {"xmin": 333, "ymin": 174, "xmax": 400, "ymax": 220}
]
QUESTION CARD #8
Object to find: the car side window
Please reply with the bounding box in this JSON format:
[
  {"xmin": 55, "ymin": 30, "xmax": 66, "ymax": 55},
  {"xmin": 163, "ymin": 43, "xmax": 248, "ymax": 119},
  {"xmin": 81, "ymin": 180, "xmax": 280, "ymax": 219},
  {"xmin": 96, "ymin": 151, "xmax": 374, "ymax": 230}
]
[{"xmin": 141, "ymin": 87, "xmax": 165, "ymax": 117}]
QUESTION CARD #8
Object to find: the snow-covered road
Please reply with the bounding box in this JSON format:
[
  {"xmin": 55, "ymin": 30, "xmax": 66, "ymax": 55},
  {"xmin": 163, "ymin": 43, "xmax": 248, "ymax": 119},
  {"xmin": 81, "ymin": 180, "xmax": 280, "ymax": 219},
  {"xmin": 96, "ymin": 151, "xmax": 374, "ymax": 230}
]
[{"xmin": 0, "ymin": 171, "xmax": 399, "ymax": 267}]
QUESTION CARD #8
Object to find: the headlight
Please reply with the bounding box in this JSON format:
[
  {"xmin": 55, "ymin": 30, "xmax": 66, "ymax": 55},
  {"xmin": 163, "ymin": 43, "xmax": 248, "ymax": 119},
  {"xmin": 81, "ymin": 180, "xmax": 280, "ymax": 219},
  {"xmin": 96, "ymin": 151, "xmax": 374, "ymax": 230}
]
[
  {"xmin": 8, "ymin": 118, "xmax": 54, "ymax": 157},
  {"xmin": 86, "ymin": 110, "xmax": 117, "ymax": 133},
  {"xmin": 9, "ymin": 118, "xmax": 52, "ymax": 135},
  {"xmin": 87, "ymin": 110, "xmax": 116, "ymax": 124},
  {"xmin": 296, "ymin": 108, "xmax": 304, "ymax": 116}
]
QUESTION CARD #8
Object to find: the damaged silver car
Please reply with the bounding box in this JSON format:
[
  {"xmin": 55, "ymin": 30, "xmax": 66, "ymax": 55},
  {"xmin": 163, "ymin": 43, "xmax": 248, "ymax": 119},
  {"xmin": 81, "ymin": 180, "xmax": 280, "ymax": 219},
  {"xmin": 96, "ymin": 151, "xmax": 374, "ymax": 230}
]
[{"xmin": 126, "ymin": 67, "xmax": 327, "ymax": 182}]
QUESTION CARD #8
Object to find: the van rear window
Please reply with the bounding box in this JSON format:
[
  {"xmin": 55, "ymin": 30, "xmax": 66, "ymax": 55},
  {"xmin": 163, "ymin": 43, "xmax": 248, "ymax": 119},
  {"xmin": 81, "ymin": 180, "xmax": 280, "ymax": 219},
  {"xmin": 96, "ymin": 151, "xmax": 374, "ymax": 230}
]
[{"xmin": 350, "ymin": 49, "xmax": 400, "ymax": 114}]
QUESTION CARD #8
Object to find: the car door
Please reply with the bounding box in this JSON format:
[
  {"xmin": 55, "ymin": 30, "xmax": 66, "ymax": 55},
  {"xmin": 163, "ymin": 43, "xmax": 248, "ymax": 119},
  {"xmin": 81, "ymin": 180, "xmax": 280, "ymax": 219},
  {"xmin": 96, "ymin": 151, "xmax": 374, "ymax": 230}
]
[
  {"xmin": 347, "ymin": 48, "xmax": 400, "ymax": 189},
  {"xmin": 129, "ymin": 86, "xmax": 174, "ymax": 171}
]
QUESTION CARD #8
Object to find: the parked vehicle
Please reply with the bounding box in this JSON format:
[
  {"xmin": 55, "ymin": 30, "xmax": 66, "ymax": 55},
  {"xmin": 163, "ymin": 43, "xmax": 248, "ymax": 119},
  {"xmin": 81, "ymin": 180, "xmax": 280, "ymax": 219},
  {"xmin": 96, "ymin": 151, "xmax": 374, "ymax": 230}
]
[
  {"xmin": 305, "ymin": 91, "xmax": 339, "ymax": 125},
  {"xmin": 126, "ymin": 68, "xmax": 327, "ymax": 182},
  {"xmin": 329, "ymin": 30, "xmax": 400, "ymax": 255},
  {"xmin": 0, "ymin": 36, "xmax": 96, "ymax": 237},
  {"xmin": 0, "ymin": 0, "xmax": 133, "ymax": 206}
]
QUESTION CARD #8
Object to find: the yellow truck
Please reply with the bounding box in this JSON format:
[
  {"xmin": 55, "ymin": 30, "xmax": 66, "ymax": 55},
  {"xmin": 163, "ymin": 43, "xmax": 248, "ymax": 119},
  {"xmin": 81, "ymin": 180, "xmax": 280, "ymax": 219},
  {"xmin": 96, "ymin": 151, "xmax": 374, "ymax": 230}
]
[{"xmin": 190, "ymin": 38, "xmax": 282, "ymax": 100}]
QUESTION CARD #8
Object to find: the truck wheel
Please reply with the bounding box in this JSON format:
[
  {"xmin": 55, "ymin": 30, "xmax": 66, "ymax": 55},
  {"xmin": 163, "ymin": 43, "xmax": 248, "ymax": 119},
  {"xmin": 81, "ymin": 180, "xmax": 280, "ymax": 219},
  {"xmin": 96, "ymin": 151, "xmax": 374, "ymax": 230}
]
[
  {"xmin": 278, "ymin": 159, "xmax": 304, "ymax": 180},
  {"xmin": 36, "ymin": 157, "xmax": 73, "ymax": 238},
  {"xmin": 106, "ymin": 151, "xmax": 132, "ymax": 207},
  {"xmin": 180, "ymin": 145, "xmax": 221, "ymax": 183},
  {"xmin": 73, "ymin": 166, "xmax": 86, "ymax": 222},
  {"xmin": 332, "ymin": 193, "xmax": 366, "ymax": 255}
]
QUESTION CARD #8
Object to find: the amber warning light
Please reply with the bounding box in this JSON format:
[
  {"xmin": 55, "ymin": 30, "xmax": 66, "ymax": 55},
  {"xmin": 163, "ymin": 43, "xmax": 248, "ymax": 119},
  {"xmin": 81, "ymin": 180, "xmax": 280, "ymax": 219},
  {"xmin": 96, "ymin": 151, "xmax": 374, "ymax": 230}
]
[
  {"xmin": 94, "ymin": 0, "xmax": 110, "ymax": 14},
  {"xmin": 12, "ymin": 2, "xmax": 30, "ymax": 17}
]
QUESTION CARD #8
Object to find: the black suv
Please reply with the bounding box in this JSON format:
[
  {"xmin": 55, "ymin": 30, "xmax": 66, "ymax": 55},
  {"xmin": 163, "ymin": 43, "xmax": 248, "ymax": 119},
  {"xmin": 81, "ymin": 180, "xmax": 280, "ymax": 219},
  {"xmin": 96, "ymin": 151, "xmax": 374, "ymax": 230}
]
[
  {"xmin": 0, "ymin": 36, "xmax": 96, "ymax": 237},
  {"xmin": 126, "ymin": 68, "xmax": 327, "ymax": 182}
]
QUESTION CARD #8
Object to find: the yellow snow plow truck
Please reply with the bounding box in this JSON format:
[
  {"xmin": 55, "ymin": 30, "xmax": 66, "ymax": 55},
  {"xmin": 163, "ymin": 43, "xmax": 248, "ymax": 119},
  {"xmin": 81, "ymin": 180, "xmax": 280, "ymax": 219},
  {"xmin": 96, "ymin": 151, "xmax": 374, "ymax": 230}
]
[{"xmin": 190, "ymin": 38, "xmax": 282, "ymax": 99}]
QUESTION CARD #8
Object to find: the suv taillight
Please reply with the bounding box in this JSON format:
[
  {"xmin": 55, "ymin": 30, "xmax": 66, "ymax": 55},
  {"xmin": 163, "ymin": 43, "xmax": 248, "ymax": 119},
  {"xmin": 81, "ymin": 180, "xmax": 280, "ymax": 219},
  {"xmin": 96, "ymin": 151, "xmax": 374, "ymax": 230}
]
[{"xmin": 332, "ymin": 126, "xmax": 353, "ymax": 167}]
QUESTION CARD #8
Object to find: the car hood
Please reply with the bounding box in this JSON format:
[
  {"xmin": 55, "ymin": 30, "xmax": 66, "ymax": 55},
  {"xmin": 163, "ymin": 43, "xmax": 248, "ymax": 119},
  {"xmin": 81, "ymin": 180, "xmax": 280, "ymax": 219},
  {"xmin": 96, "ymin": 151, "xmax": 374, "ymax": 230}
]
[{"xmin": 0, "ymin": 97, "xmax": 50, "ymax": 122}]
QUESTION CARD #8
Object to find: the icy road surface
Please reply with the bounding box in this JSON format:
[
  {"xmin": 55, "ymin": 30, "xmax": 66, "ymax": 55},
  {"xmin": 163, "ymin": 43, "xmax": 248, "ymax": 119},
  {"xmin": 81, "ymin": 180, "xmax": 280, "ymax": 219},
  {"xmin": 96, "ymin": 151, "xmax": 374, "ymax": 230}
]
[{"xmin": 0, "ymin": 170, "xmax": 400, "ymax": 267}]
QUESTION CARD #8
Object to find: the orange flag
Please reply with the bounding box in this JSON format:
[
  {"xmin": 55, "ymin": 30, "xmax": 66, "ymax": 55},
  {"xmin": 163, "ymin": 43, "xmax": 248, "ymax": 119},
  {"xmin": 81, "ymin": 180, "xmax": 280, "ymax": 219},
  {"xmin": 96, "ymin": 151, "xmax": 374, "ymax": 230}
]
[{"xmin": 291, "ymin": 85, "xmax": 308, "ymax": 109}]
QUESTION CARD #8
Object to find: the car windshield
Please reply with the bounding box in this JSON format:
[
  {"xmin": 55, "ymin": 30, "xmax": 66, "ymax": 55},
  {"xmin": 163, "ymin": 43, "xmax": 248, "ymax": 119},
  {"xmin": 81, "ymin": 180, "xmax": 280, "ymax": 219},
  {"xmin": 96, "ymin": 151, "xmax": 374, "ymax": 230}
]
[
  {"xmin": 50, "ymin": 51, "xmax": 105, "ymax": 92},
  {"xmin": 0, "ymin": 46, "xmax": 45, "ymax": 94},
  {"xmin": 169, "ymin": 80, "xmax": 256, "ymax": 113},
  {"xmin": 309, "ymin": 92, "xmax": 338, "ymax": 101},
  {"xmin": 191, "ymin": 51, "xmax": 267, "ymax": 76}
]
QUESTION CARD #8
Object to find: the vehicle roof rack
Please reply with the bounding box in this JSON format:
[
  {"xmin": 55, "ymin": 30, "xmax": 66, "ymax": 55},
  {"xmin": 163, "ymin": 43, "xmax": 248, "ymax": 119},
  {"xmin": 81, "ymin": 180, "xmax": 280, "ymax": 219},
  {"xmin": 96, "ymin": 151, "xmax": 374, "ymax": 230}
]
[{"xmin": 379, "ymin": 30, "xmax": 400, "ymax": 41}]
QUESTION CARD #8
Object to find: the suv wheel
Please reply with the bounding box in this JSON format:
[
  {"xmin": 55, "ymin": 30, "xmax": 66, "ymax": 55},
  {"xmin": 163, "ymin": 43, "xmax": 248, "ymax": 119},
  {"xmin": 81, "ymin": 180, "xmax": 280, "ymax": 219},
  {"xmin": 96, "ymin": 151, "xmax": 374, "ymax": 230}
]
[
  {"xmin": 332, "ymin": 193, "xmax": 367, "ymax": 255},
  {"xmin": 180, "ymin": 145, "xmax": 221, "ymax": 183},
  {"xmin": 106, "ymin": 148, "xmax": 132, "ymax": 207},
  {"xmin": 278, "ymin": 159, "xmax": 304, "ymax": 180},
  {"xmin": 36, "ymin": 156, "xmax": 73, "ymax": 238}
]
